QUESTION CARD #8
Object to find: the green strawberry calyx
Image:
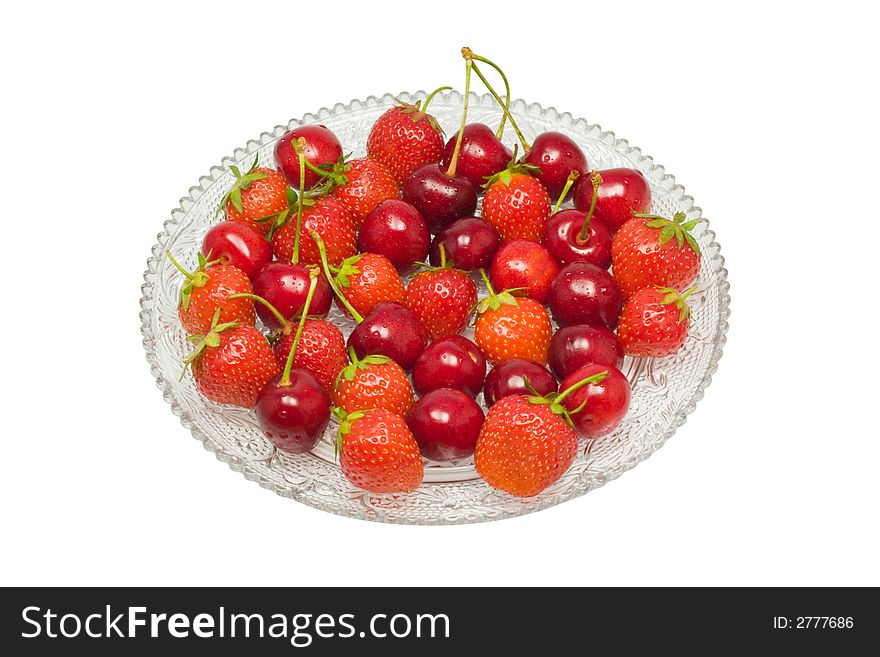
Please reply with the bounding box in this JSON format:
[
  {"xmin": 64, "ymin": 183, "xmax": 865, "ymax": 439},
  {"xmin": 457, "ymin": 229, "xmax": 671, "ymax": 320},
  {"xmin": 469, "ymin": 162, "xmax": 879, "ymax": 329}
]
[
  {"xmin": 180, "ymin": 308, "xmax": 239, "ymax": 380},
  {"xmin": 331, "ymin": 407, "xmax": 371, "ymax": 460},
  {"xmin": 633, "ymin": 211, "xmax": 701, "ymax": 256},
  {"xmin": 331, "ymin": 254, "xmax": 364, "ymax": 289},
  {"xmin": 312, "ymin": 231, "xmax": 365, "ymax": 323},
  {"xmin": 216, "ymin": 155, "xmax": 269, "ymax": 218},
  {"xmin": 658, "ymin": 285, "xmax": 698, "ymax": 324},
  {"xmin": 395, "ymin": 85, "xmax": 451, "ymax": 133},
  {"xmin": 482, "ymin": 144, "xmax": 542, "ymax": 189},
  {"xmin": 338, "ymin": 348, "xmax": 391, "ymax": 386},
  {"xmin": 527, "ymin": 370, "xmax": 610, "ymax": 428},
  {"xmin": 166, "ymin": 250, "xmax": 222, "ymax": 312},
  {"xmin": 474, "ymin": 268, "xmax": 525, "ymax": 315}
]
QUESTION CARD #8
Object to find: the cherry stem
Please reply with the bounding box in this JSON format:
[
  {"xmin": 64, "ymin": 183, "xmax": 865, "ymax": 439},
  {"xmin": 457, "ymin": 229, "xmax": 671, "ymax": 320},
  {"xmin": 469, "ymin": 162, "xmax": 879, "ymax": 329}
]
[
  {"xmin": 291, "ymin": 137, "xmax": 307, "ymax": 264},
  {"xmin": 554, "ymin": 371, "xmax": 609, "ymax": 407},
  {"xmin": 439, "ymin": 243, "xmax": 447, "ymax": 269},
  {"xmin": 165, "ymin": 251, "xmax": 194, "ymax": 280},
  {"xmin": 576, "ymin": 170, "xmax": 603, "ymax": 243},
  {"xmin": 552, "ymin": 170, "xmax": 581, "ymax": 214},
  {"xmin": 280, "ymin": 271, "xmax": 318, "ymax": 387},
  {"xmin": 229, "ymin": 293, "xmax": 288, "ymax": 329},
  {"xmin": 446, "ymin": 51, "xmax": 473, "ymax": 178},
  {"xmin": 422, "ymin": 85, "xmax": 452, "ymax": 112},
  {"xmin": 468, "ymin": 52, "xmax": 530, "ymax": 153},
  {"xmin": 479, "ymin": 268, "xmax": 496, "ymax": 297},
  {"xmin": 312, "ymin": 231, "xmax": 364, "ymax": 323}
]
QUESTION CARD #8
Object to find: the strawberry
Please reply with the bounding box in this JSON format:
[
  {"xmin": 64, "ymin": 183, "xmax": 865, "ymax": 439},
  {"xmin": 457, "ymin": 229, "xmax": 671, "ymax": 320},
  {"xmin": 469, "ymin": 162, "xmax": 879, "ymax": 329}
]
[
  {"xmin": 330, "ymin": 157, "xmax": 399, "ymax": 228},
  {"xmin": 335, "ymin": 408, "xmax": 424, "ymax": 493},
  {"xmin": 474, "ymin": 394, "xmax": 577, "ymax": 498},
  {"xmin": 184, "ymin": 310, "xmax": 280, "ymax": 408},
  {"xmin": 330, "ymin": 253, "xmax": 406, "ymax": 319},
  {"xmin": 366, "ymin": 90, "xmax": 448, "ymax": 184},
  {"xmin": 617, "ymin": 286, "xmax": 695, "ymax": 358},
  {"xmin": 333, "ymin": 351, "xmax": 414, "ymax": 417},
  {"xmin": 167, "ymin": 251, "xmax": 255, "ymax": 335},
  {"xmin": 474, "ymin": 270, "xmax": 552, "ymax": 364},
  {"xmin": 220, "ymin": 156, "xmax": 290, "ymax": 236},
  {"xmin": 611, "ymin": 212, "xmax": 701, "ymax": 299},
  {"xmin": 482, "ymin": 162, "xmax": 552, "ymax": 241},
  {"xmin": 273, "ymin": 318, "xmax": 347, "ymax": 393},
  {"xmin": 404, "ymin": 254, "xmax": 477, "ymax": 341},
  {"xmin": 271, "ymin": 196, "xmax": 356, "ymax": 268}
]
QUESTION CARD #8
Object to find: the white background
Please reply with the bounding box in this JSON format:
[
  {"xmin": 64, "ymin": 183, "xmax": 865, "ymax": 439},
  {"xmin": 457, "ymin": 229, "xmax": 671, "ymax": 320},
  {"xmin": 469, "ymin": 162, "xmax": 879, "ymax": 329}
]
[{"xmin": 1, "ymin": 1, "xmax": 878, "ymax": 587}]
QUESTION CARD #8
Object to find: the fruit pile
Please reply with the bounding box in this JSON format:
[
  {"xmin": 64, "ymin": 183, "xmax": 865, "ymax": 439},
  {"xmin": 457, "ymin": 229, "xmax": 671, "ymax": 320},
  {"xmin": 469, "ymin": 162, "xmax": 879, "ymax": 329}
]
[{"xmin": 169, "ymin": 47, "xmax": 701, "ymax": 499}]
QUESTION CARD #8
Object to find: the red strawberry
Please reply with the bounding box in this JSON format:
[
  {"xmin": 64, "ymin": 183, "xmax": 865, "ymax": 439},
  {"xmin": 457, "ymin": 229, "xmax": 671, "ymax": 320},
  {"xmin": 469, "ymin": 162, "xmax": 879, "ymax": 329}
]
[
  {"xmin": 330, "ymin": 158, "xmax": 399, "ymax": 228},
  {"xmin": 404, "ymin": 256, "xmax": 477, "ymax": 341},
  {"xmin": 185, "ymin": 310, "xmax": 280, "ymax": 408},
  {"xmin": 474, "ymin": 271, "xmax": 552, "ymax": 364},
  {"xmin": 167, "ymin": 251, "xmax": 255, "ymax": 335},
  {"xmin": 482, "ymin": 162, "xmax": 552, "ymax": 241},
  {"xmin": 330, "ymin": 252, "xmax": 406, "ymax": 319},
  {"xmin": 335, "ymin": 408, "xmax": 424, "ymax": 493},
  {"xmin": 271, "ymin": 196, "xmax": 356, "ymax": 267},
  {"xmin": 333, "ymin": 352, "xmax": 414, "ymax": 417},
  {"xmin": 611, "ymin": 212, "xmax": 701, "ymax": 299},
  {"xmin": 366, "ymin": 91, "xmax": 447, "ymax": 184},
  {"xmin": 475, "ymin": 394, "xmax": 578, "ymax": 498},
  {"xmin": 221, "ymin": 156, "xmax": 291, "ymax": 236},
  {"xmin": 273, "ymin": 318, "xmax": 347, "ymax": 393},
  {"xmin": 617, "ymin": 286, "xmax": 695, "ymax": 357}
]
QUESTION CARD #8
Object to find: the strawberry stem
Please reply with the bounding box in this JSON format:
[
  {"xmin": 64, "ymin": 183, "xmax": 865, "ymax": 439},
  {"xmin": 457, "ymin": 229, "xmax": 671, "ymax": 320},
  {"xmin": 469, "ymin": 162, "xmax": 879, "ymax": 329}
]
[
  {"xmin": 576, "ymin": 170, "xmax": 603, "ymax": 243},
  {"xmin": 165, "ymin": 251, "xmax": 194, "ymax": 280},
  {"xmin": 423, "ymin": 85, "xmax": 452, "ymax": 113},
  {"xmin": 291, "ymin": 137, "xmax": 307, "ymax": 264},
  {"xmin": 552, "ymin": 170, "xmax": 581, "ymax": 214},
  {"xmin": 311, "ymin": 230, "xmax": 364, "ymax": 323},
  {"xmin": 446, "ymin": 51, "xmax": 473, "ymax": 178},
  {"xmin": 280, "ymin": 270, "xmax": 318, "ymax": 387},
  {"xmin": 229, "ymin": 293, "xmax": 288, "ymax": 329},
  {"xmin": 468, "ymin": 50, "xmax": 530, "ymax": 153},
  {"xmin": 680, "ymin": 285, "xmax": 698, "ymax": 302}
]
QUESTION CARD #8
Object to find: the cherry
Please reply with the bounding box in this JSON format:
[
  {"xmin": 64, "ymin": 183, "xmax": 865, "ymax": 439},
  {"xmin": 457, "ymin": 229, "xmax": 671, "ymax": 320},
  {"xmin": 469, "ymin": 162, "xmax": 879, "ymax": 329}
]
[
  {"xmin": 572, "ymin": 167, "xmax": 652, "ymax": 235},
  {"xmin": 429, "ymin": 217, "xmax": 501, "ymax": 271},
  {"xmin": 406, "ymin": 388, "xmax": 484, "ymax": 461},
  {"xmin": 548, "ymin": 325, "xmax": 624, "ymax": 381},
  {"xmin": 202, "ymin": 220, "xmax": 272, "ymax": 279},
  {"xmin": 440, "ymin": 123, "xmax": 512, "ymax": 188},
  {"xmin": 347, "ymin": 302, "xmax": 428, "ymax": 372},
  {"xmin": 483, "ymin": 358, "xmax": 557, "ymax": 407},
  {"xmin": 558, "ymin": 363, "xmax": 631, "ymax": 439},
  {"xmin": 274, "ymin": 125, "xmax": 342, "ymax": 190},
  {"xmin": 412, "ymin": 335, "xmax": 487, "ymax": 397},
  {"xmin": 489, "ymin": 239, "xmax": 559, "ymax": 304},
  {"xmin": 255, "ymin": 272, "xmax": 332, "ymax": 453},
  {"xmin": 401, "ymin": 164, "xmax": 478, "ymax": 233},
  {"xmin": 358, "ymin": 199, "xmax": 430, "ymax": 270},
  {"xmin": 542, "ymin": 170, "xmax": 613, "ymax": 269},
  {"xmin": 547, "ymin": 261, "xmax": 622, "ymax": 329},
  {"xmin": 251, "ymin": 261, "xmax": 331, "ymax": 329},
  {"xmin": 523, "ymin": 131, "xmax": 588, "ymax": 200}
]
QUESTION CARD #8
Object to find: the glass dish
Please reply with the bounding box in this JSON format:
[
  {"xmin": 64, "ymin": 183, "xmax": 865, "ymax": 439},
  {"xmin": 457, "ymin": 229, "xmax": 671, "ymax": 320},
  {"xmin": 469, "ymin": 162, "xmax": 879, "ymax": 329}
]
[{"xmin": 140, "ymin": 91, "xmax": 730, "ymax": 524}]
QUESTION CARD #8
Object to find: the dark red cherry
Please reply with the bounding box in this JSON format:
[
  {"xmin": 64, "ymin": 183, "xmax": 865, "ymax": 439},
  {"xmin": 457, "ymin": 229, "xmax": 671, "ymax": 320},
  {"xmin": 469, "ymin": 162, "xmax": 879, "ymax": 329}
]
[
  {"xmin": 572, "ymin": 168, "xmax": 652, "ymax": 235},
  {"xmin": 542, "ymin": 209, "xmax": 612, "ymax": 269},
  {"xmin": 406, "ymin": 388, "xmax": 484, "ymax": 461},
  {"xmin": 202, "ymin": 220, "xmax": 272, "ymax": 279},
  {"xmin": 251, "ymin": 261, "xmax": 331, "ymax": 329},
  {"xmin": 401, "ymin": 164, "xmax": 478, "ymax": 233},
  {"xmin": 412, "ymin": 335, "xmax": 487, "ymax": 397},
  {"xmin": 523, "ymin": 131, "xmax": 587, "ymax": 200},
  {"xmin": 255, "ymin": 370, "xmax": 332, "ymax": 453},
  {"xmin": 489, "ymin": 239, "xmax": 559, "ymax": 304},
  {"xmin": 429, "ymin": 217, "xmax": 501, "ymax": 271},
  {"xmin": 274, "ymin": 125, "xmax": 342, "ymax": 190},
  {"xmin": 347, "ymin": 301, "xmax": 428, "ymax": 372},
  {"xmin": 548, "ymin": 325, "xmax": 624, "ymax": 380},
  {"xmin": 558, "ymin": 363, "xmax": 631, "ymax": 439},
  {"xmin": 547, "ymin": 261, "xmax": 622, "ymax": 329},
  {"xmin": 440, "ymin": 123, "xmax": 512, "ymax": 189},
  {"xmin": 358, "ymin": 199, "xmax": 430, "ymax": 270},
  {"xmin": 483, "ymin": 359, "xmax": 557, "ymax": 407}
]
